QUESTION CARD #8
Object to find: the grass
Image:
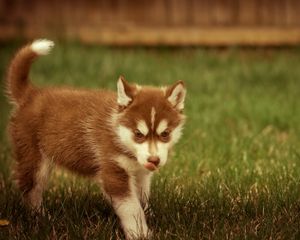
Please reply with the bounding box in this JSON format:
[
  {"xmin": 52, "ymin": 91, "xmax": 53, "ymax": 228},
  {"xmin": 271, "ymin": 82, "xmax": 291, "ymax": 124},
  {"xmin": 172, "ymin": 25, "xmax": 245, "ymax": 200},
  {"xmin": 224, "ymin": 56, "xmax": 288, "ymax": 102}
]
[{"xmin": 0, "ymin": 41, "xmax": 300, "ymax": 239}]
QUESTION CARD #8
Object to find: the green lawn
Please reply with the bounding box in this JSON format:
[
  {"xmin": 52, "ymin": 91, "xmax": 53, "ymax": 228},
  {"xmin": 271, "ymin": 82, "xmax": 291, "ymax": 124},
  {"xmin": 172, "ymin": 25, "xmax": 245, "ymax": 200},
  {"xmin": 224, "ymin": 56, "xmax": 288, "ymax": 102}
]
[{"xmin": 0, "ymin": 42, "xmax": 300, "ymax": 239}]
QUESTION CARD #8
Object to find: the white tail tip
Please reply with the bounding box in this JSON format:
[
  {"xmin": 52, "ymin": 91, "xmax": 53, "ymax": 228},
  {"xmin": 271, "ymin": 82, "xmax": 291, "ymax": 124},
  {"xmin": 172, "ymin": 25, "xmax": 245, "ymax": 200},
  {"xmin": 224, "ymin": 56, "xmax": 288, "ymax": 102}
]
[{"xmin": 31, "ymin": 39, "xmax": 54, "ymax": 55}]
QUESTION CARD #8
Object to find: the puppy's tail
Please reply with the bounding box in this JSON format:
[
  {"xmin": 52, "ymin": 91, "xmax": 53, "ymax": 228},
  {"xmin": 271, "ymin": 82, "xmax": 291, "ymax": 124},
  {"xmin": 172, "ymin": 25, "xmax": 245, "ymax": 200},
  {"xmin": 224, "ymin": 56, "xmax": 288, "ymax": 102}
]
[{"xmin": 6, "ymin": 39, "xmax": 54, "ymax": 105}]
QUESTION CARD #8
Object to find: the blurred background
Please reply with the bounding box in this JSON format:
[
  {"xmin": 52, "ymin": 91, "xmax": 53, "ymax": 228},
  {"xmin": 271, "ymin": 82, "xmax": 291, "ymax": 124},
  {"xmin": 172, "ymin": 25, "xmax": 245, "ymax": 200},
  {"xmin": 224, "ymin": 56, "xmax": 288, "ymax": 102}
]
[{"xmin": 1, "ymin": 0, "xmax": 300, "ymax": 46}]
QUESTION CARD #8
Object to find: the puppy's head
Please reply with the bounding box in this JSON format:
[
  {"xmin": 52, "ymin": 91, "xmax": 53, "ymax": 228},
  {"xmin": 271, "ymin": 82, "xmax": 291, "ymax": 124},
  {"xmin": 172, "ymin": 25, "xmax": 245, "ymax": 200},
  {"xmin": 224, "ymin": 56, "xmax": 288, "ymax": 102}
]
[{"xmin": 115, "ymin": 76, "xmax": 186, "ymax": 171}]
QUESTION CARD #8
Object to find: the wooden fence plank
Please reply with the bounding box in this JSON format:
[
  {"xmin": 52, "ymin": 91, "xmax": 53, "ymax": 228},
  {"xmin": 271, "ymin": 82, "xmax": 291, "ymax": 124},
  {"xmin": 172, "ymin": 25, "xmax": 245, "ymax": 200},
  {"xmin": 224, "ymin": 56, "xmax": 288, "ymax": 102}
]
[
  {"xmin": 238, "ymin": 0, "xmax": 258, "ymax": 26},
  {"xmin": 211, "ymin": 0, "xmax": 237, "ymax": 26},
  {"xmin": 192, "ymin": 0, "xmax": 212, "ymax": 26},
  {"xmin": 286, "ymin": 0, "xmax": 300, "ymax": 25}
]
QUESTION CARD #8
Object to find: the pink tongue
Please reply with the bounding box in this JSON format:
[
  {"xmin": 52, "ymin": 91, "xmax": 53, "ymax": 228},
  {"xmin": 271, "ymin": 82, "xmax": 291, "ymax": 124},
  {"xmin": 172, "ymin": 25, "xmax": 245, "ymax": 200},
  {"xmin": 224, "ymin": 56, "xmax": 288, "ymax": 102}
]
[{"xmin": 144, "ymin": 162, "xmax": 157, "ymax": 171}]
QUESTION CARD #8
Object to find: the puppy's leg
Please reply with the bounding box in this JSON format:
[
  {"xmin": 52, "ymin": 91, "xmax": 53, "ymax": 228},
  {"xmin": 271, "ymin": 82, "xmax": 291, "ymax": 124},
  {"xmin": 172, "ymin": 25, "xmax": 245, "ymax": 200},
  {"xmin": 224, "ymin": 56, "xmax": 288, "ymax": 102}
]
[
  {"xmin": 112, "ymin": 194, "xmax": 149, "ymax": 239},
  {"xmin": 136, "ymin": 171, "xmax": 153, "ymax": 209},
  {"xmin": 27, "ymin": 153, "xmax": 52, "ymax": 209},
  {"xmin": 100, "ymin": 165, "xmax": 149, "ymax": 239},
  {"xmin": 14, "ymin": 149, "xmax": 51, "ymax": 209}
]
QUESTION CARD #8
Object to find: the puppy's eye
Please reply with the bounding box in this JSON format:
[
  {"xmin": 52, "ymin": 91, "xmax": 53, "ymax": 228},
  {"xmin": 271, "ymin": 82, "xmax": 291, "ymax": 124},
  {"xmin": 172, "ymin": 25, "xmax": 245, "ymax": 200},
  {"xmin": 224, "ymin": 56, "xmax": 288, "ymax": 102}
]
[
  {"xmin": 160, "ymin": 130, "xmax": 170, "ymax": 142},
  {"xmin": 134, "ymin": 130, "xmax": 145, "ymax": 139},
  {"xmin": 160, "ymin": 130, "xmax": 169, "ymax": 138}
]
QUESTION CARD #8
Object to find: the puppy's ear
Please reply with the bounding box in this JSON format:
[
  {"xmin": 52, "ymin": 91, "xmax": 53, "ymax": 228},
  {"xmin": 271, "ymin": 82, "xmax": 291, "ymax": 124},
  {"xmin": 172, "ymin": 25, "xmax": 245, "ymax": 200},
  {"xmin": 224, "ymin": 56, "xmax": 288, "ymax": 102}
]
[
  {"xmin": 117, "ymin": 75, "xmax": 136, "ymax": 109},
  {"xmin": 165, "ymin": 80, "xmax": 186, "ymax": 111}
]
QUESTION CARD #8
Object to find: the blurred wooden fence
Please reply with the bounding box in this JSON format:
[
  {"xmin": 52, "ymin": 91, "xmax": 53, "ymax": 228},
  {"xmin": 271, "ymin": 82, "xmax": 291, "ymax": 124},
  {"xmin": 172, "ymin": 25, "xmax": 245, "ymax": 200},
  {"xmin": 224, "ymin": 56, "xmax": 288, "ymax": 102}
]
[{"xmin": 1, "ymin": 0, "xmax": 300, "ymax": 46}]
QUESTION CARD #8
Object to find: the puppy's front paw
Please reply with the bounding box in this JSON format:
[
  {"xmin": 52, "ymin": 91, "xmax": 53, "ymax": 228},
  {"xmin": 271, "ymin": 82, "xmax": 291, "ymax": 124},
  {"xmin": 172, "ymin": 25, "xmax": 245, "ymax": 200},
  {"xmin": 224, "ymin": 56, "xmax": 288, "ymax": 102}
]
[{"xmin": 125, "ymin": 228, "xmax": 152, "ymax": 240}]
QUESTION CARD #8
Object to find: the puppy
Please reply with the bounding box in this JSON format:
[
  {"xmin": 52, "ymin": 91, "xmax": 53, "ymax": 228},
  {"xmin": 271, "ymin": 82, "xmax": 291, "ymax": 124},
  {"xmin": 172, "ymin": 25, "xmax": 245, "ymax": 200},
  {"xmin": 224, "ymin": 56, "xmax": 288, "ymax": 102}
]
[{"xmin": 6, "ymin": 39, "xmax": 186, "ymax": 239}]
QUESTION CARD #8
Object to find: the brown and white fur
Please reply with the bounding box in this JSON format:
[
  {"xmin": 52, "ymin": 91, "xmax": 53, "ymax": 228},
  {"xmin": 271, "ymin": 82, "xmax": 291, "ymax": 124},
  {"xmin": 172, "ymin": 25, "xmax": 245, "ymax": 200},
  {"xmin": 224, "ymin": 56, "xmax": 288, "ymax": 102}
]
[{"xmin": 6, "ymin": 39, "xmax": 186, "ymax": 239}]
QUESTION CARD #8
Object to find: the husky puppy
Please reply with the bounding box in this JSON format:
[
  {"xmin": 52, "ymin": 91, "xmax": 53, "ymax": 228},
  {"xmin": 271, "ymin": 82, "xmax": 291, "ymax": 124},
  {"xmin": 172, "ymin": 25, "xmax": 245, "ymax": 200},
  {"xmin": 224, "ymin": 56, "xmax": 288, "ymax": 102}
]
[{"xmin": 6, "ymin": 39, "xmax": 186, "ymax": 239}]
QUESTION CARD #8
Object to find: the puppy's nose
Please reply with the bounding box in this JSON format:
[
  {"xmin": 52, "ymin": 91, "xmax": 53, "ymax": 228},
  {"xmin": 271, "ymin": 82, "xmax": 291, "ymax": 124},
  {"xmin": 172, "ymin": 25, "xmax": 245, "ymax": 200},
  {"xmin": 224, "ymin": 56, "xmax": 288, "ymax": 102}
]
[{"xmin": 147, "ymin": 156, "xmax": 160, "ymax": 166}]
